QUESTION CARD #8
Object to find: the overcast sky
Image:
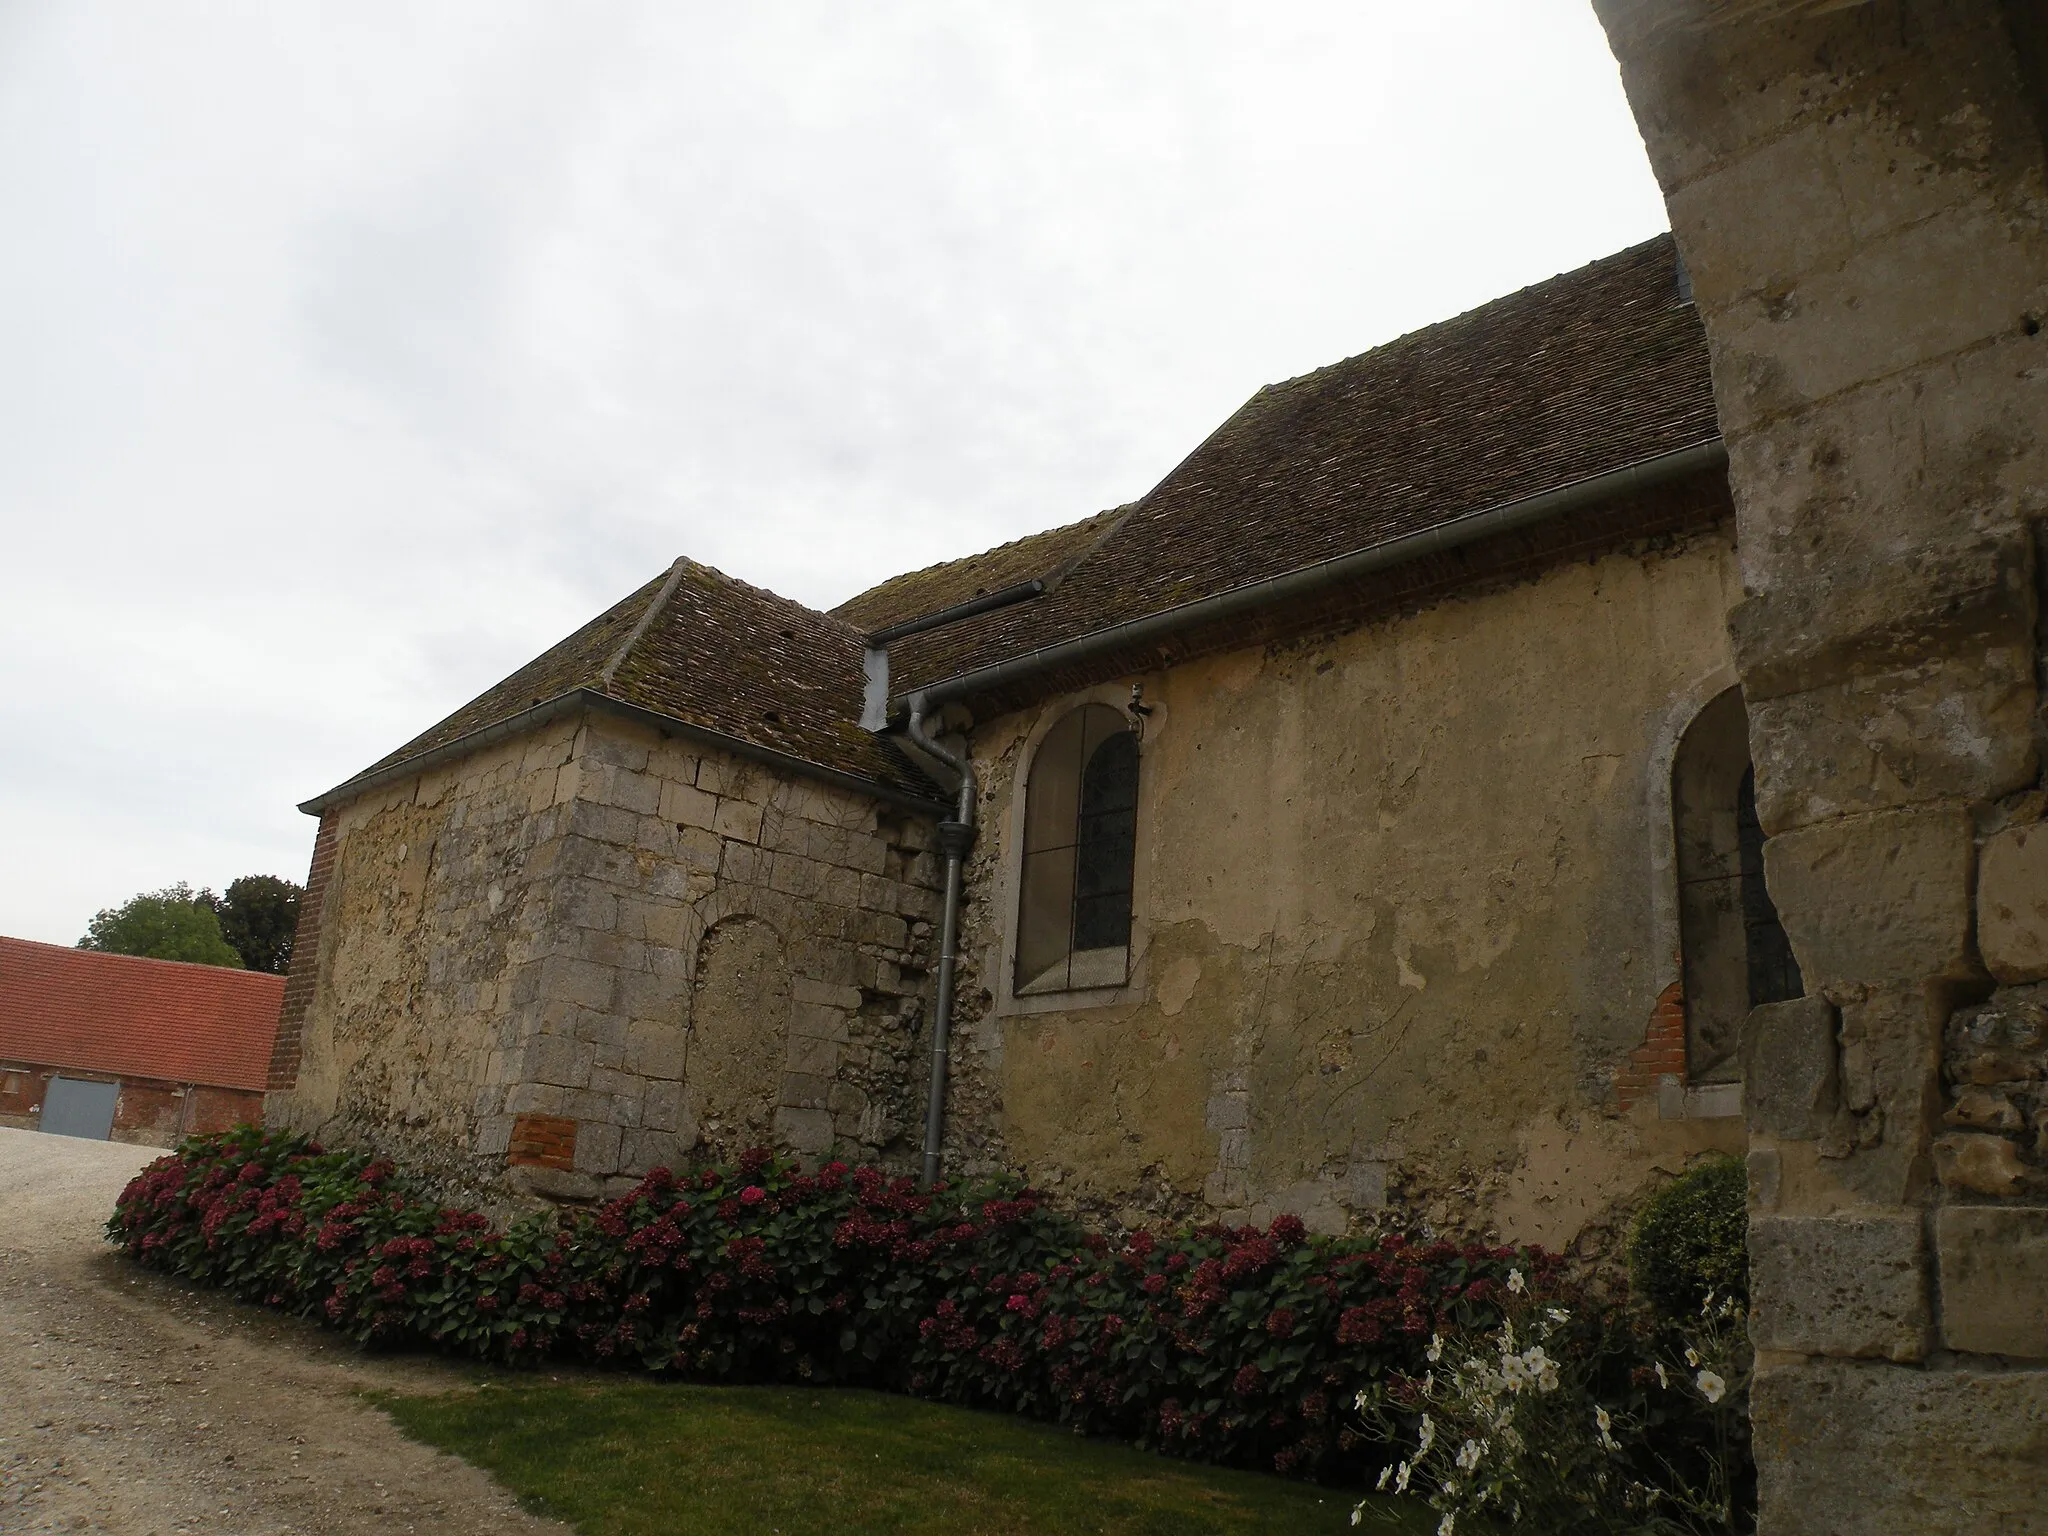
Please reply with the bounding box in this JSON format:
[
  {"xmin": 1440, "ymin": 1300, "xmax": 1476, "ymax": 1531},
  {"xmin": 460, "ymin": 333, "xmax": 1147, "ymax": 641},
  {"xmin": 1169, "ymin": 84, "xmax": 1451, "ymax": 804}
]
[{"xmin": 0, "ymin": 1, "xmax": 1665, "ymax": 946}]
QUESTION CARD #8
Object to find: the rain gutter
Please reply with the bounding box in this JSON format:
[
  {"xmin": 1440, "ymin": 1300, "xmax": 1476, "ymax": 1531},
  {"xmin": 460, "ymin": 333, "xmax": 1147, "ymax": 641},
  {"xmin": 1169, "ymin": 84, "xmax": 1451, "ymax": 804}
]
[
  {"xmin": 861, "ymin": 579, "xmax": 1046, "ymax": 731},
  {"xmin": 904, "ymin": 437, "xmax": 1728, "ymax": 709},
  {"xmin": 298, "ymin": 688, "xmax": 952, "ymax": 818}
]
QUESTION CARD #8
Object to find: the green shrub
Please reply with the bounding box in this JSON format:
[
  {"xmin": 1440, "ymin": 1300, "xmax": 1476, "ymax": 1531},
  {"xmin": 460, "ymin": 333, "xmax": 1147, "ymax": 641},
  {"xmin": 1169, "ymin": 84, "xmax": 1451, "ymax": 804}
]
[
  {"xmin": 109, "ymin": 1126, "xmax": 1543, "ymax": 1480},
  {"xmin": 1628, "ymin": 1155, "xmax": 1747, "ymax": 1320}
]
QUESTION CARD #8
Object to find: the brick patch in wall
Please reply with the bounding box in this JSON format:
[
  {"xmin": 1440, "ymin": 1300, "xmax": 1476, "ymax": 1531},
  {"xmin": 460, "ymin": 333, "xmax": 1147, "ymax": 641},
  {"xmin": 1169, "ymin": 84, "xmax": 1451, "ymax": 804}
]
[
  {"xmin": 1616, "ymin": 981, "xmax": 1688, "ymax": 1111},
  {"xmin": 508, "ymin": 1113, "xmax": 579, "ymax": 1170}
]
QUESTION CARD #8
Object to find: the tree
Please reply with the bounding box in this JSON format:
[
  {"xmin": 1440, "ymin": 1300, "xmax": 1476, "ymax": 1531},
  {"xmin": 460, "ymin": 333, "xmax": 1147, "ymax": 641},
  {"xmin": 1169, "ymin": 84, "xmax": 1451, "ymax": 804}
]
[
  {"xmin": 200, "ymin": 875, "xmax": 303, "ymax": 975},
  {"xmin": 79, "ymin": 884, "xmax": 244, "ymax": 968}
]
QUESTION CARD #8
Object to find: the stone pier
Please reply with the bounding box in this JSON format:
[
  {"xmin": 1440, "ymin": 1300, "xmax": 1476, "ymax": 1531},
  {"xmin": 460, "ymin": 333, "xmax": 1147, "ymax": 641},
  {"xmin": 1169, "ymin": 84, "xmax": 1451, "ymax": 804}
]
[{"xmin": 1594, "ymin": 3, "xmax": 2048, "ymax": 1529}]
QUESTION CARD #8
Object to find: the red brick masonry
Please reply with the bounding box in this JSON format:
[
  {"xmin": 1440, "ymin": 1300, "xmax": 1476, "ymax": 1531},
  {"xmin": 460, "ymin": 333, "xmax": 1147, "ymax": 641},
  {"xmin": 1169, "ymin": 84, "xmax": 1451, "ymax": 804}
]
[
  {"xmin": 269, "ymin": 811, "xmax": 339, "ymax": 1094},
  {"xmin": 507, "ymin": 1114, "xmax": 578, "ymax": 1171},
  {"xmin": 0, "ymin": 1059, "xmax": 265, "ymax": 1145},
  {"xmin": 1616, "ymin": 981, "xmax": 1688, "ymax": 1111}
]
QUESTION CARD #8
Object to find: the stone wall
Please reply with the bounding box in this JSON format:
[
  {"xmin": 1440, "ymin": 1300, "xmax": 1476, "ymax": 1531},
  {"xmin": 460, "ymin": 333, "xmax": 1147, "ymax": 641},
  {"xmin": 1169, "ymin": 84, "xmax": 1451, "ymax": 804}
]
[
  {"xmin": 936, "ymin": 525, "xmax": 1749, "ymax": 1254},
  {"xmin": 273, "ymin": 705, "xmax": 944, "ymax": 1201},
  {"xmin": 1593, "ymin": 2, "xmax": 2048, "ymax": 1529}
]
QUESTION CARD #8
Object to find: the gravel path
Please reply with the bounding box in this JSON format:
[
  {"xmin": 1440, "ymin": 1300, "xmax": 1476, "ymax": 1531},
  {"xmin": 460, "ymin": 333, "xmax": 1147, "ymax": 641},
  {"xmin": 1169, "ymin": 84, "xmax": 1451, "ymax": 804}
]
[{"xmin": 0, "ymin": 1126, "xmax": 566, "ymax": 1535}]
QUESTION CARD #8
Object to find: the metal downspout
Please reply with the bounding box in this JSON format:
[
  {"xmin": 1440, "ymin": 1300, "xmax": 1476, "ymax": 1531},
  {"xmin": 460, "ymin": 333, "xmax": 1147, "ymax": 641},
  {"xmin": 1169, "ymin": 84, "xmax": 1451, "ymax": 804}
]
[{"xmin": 905, "ymin": 691, "xmax": 975, "ymax": 1188}]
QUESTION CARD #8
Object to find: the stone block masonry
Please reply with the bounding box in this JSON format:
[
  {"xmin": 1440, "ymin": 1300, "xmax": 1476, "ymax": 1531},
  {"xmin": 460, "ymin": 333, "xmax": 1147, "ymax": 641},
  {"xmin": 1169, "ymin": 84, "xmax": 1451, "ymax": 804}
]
[
  {"xmin": 273, "ymin": 705, "xmax": 946, "ymax": 1202},
  {"xmin": 1594, "ymin": 2, "xmax": 2048, "ymax": 1527}
]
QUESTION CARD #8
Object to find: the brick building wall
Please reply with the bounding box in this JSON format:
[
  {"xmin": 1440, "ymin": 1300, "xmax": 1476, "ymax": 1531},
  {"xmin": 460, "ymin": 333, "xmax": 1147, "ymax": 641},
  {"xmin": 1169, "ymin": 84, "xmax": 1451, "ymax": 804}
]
[{"xmin": 0, "ymin": 1059, "xmax": 263, "ymax": 1146}]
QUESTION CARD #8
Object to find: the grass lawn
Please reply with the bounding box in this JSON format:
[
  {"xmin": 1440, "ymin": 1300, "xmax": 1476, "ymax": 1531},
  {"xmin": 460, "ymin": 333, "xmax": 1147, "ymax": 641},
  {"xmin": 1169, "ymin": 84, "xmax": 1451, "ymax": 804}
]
[{"xmin": 377, "ymin": 1380, "xmax": 1438, "ymax": 1536}]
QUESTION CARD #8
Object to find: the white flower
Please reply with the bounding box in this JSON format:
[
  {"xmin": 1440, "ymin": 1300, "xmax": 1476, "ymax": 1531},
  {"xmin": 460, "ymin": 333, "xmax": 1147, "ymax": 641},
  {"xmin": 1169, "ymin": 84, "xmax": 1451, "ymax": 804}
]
[
  {"xmin": 1701, "ymin": 1291, "xmax": 1716, "ymax": 1314},
  {"xmin": 1595, "ymin": 1405, "xmax": 1619, "ymax": 1451},
  {"xmin": 1507, "ymin": 1268, "xmax": 1527, "ymax": 1295},
  {"xmin": 1456, "ymin": 1438, "xmax": 1484, "ymax": 1471},
  {"xmin": 1546, "ymin": 1306, "xmax": 1570, "ymax": 1324},
  {"xmin": 1426, "ymin": 1332, "xmax": 1444, "ymax": 1364},
  {"xmin": 1519, "ymin": 1346, "xmax": 1559, "ymax": 1393},
  {"xmin": 1421, "ymin": 1371, "xmax": 1434, "ymax": 1393},
  {"xmin": 1438, "ymin": 1514, "xmax": 1457, "ymax": 1536},
  {"xmin": 1417, "ymin": 1414, "xmax": 1436, "ymax": 1455},
  {"xmin": 1351, "ymin": 1506, "xmax": 1364, "ymax": 1526},
  {"xmin": 1684, "ymin": 1346, "xmax": 1701, "ymax": 1367},
  {"xmin": 1356, "ymin": 1388, "xmax": 1372, "ymax": 1413},
  {"xmin": 1654, "ymin": 1361, "xmax": 1669, "ymax": 1390},
  {"xmin": 1696, "ymin": 1369, "xmax": 1727, "ymax": 1404},
  {"xmin": 1395, "ymin": 1460, "xmax": 1413, "ymax": 1494}
]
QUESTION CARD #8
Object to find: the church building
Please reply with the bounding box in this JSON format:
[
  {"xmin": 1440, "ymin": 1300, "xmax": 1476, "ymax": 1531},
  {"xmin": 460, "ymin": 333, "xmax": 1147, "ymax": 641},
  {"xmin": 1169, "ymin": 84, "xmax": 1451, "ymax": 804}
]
[{"xmin": 269, "ymin": 234, "xmax": 1788, "ymax": 1255}]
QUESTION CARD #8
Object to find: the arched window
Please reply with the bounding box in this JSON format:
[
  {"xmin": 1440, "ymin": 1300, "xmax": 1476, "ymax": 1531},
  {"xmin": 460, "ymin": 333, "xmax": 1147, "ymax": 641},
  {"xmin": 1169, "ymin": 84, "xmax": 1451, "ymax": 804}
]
[
  {"xmin": 1672, "ymin": 688, "xmax": 1803, "ymax": 1084},
  {"xmin": 1736, "ymin": 766, "xmax": 1803, "ymax": 1007},
  {"xmin": 1016, "ymin": 704, "xmax": 1139, "ymax": 994}
]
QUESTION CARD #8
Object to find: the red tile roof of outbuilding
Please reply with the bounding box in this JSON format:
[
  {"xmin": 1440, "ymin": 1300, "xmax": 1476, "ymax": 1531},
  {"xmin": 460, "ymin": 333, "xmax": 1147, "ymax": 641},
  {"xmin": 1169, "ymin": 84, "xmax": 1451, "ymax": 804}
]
[{"xmin": 0, "ymin": 936, "xmax": 282, "ymax": 1092}]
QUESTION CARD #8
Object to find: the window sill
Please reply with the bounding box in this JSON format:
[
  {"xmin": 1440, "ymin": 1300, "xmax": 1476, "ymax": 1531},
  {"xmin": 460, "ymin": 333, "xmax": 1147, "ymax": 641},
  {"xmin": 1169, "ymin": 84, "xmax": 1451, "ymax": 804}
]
[
  {"xmin": 1015, "ymin": 946, "xmax": 1130, "ymax": 997},
  {"xmin": 1657, "ymin": 1077, "xmax": 1743, "ymax": 1121},
  {"xmin": 1000, "ymin": 947, "xmax": 1143, "ymax": 1017}
]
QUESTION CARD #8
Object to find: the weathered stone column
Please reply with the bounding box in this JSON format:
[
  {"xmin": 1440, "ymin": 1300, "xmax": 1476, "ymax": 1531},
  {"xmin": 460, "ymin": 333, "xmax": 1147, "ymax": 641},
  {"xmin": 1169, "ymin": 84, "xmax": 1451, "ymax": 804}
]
[{"xmin": 1592, "ymin": 3, "xmax": 2048, "ymax": 1529}]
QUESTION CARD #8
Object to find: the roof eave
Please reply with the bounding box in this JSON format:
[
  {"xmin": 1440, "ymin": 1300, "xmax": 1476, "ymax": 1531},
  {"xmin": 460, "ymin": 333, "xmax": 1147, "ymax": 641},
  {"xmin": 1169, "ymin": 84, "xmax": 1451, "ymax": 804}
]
[
  {"xmin": 300, "ymin": 688, "xmax": 952, "ymax": 820},
  {"xmin": 902, "ymin": 436, "xmax": 1730, "ymax": 712}
]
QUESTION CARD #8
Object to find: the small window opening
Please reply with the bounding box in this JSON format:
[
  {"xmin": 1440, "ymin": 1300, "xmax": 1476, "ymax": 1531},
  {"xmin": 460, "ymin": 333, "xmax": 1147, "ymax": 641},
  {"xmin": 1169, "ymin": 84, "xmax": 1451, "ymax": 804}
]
[
  {"xmin": 1673, "ymin": 689, "xmax": 1802, "ymax": 1085},
  {"xmin": 1016, "ymin": 704, "xmax": 1139, "ymax": 994},
  {"xmin": 1737, "ymin": 767, "xmax": 1803, "ymax": 1008}
]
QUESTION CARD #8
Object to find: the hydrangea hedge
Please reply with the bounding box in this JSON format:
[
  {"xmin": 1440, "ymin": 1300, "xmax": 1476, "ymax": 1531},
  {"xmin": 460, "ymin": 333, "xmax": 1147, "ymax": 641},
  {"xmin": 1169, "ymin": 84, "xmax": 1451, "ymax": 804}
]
[{"xmin": 109, "ymin": 1126, "xmax": 1550, "ymax": 1478}]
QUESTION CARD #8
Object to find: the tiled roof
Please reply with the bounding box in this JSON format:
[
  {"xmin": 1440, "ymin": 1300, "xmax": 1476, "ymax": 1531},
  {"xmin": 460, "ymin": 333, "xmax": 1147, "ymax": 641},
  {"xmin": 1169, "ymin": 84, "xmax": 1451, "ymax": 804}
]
[
  {"xmin": 850, "ymin": 234, "xmax": 1717, "ymax": 694},
  {"xmin": 829, "ymin": 508, "xmax": 1125, "ymax": 635},
  {"xmin": 331, "ymin": 558, "xmax": 940, "ymax": 806},
  {"xmin": 602, "ymin": 561, "xmax": 933, "ymax": 796},
  {"xmin": 321, "ymin": 234, "xmax": 1716, "ymax": 811},
  {"xmin": 354, "ymin": 571, "xmax": 671, "ymax": 781},
  {"xmin": 0, "ymin": 936, "xmax": 283, "ymax": 1092}
]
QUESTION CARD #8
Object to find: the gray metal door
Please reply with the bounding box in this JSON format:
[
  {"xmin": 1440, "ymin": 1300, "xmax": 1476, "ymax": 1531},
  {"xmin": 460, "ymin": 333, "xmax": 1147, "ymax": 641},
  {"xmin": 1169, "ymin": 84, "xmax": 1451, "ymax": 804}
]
[{"xmin": 40, "ymin": 1077, "xmax": 119, "ymax": 1140}]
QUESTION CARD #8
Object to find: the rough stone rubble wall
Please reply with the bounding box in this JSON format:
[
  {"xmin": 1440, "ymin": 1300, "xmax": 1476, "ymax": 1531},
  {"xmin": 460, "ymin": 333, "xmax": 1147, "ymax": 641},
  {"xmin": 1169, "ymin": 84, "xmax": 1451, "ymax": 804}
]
[
  {"xmin": 941, "ymin": 526, "xmax": 1749, "ymax": 1255},
  {"xmin": 1594, "ymin": 2, "xmax": 2048, "ymax": 1529},
  {"xmin": 273, "ymin": 719, "xmax": 577, "ymax": 1195},
  {"xmin": 274, "ymin": 708, "xmax": 943, "ymax": 1202}
]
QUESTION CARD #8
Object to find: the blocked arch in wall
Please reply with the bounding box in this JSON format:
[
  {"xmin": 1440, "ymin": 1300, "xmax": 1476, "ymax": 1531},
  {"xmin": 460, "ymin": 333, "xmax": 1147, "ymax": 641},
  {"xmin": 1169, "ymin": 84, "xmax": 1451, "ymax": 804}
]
[{"xmin": 682, "ymin": 913, "xmax": 791, "ymax": 1151}]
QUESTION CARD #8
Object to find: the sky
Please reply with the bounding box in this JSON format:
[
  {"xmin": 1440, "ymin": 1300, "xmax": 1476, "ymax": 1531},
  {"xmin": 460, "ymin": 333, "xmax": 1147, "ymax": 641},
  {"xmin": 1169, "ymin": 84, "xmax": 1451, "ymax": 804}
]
[{"xmin": 0, "ymin": 1, "xmax": 1667, "ymax": 946}]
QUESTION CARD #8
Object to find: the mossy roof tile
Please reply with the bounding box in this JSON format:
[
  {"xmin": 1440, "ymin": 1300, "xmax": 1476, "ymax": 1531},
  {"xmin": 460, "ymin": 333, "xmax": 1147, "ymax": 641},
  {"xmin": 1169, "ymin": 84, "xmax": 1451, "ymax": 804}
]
[{"xmin": 323, "ymin": 235, "xmax": 1716, "ymax": 811}]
